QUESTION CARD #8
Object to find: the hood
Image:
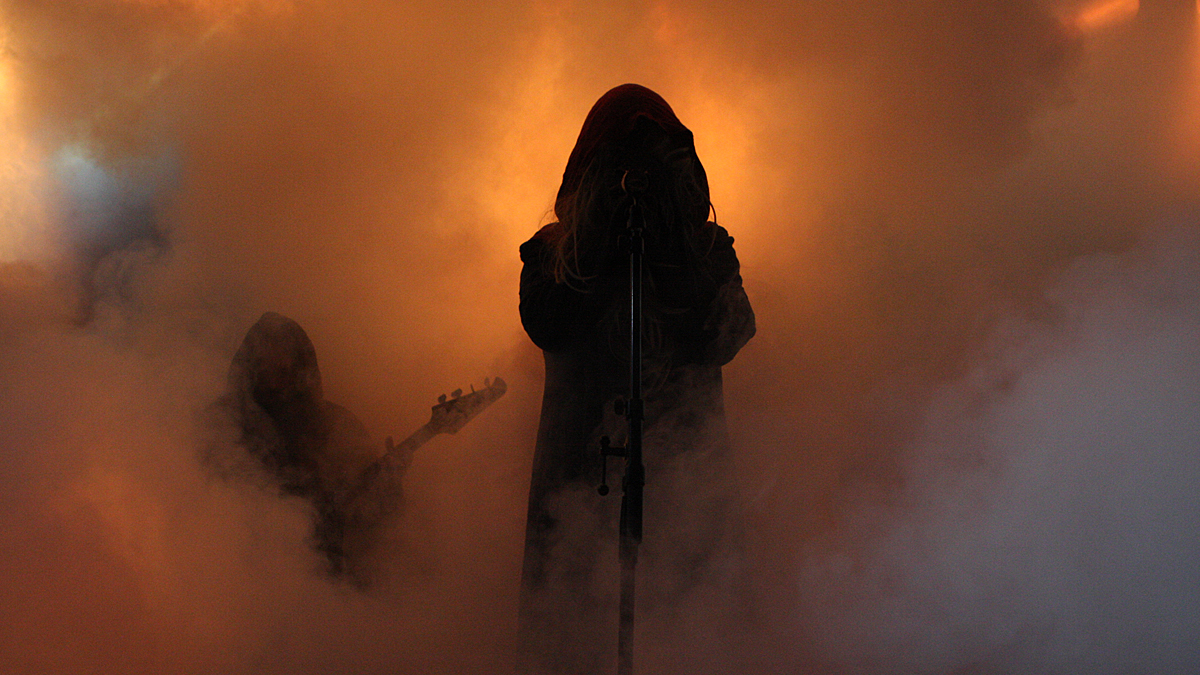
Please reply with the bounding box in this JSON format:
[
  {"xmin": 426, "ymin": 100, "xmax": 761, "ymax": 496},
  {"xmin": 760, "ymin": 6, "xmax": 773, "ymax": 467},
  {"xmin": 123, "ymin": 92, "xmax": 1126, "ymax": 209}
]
[
  {"xmin": 555, "ymin": 83, "xmax": 709, "ymax": 217},
  {"xmin": 228, "ymin": 311, "xmax": 324, "ymax": 422}
]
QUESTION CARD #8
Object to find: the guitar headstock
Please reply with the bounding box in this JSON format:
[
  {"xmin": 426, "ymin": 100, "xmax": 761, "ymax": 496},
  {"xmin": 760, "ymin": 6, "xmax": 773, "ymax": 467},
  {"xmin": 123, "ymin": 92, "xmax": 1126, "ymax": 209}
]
[{"xmin": 428, "ymin": 377, "xmax": 507, "ymax": 436}]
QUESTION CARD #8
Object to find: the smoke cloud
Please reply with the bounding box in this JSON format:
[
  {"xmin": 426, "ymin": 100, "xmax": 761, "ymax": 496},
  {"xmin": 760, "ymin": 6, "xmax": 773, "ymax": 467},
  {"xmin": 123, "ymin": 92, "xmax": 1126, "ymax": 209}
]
[{"xmin": 1, "ymin": 0, "xmax": 1198, "ymax": 672}]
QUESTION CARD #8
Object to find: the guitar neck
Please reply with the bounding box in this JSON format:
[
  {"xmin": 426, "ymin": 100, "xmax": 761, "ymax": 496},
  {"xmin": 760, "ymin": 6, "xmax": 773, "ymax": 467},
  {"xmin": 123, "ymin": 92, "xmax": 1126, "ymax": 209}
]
[
  {"xmin": 381, "ymin": 423, "xmax": 436, "ymax": 472},
  {"xmin": 343, "ymin": 380, "xmax": 505, "ymax": 506},
  {"xmin": 342, "ymin": 423, "xmax": 434, "ymax": 508}
]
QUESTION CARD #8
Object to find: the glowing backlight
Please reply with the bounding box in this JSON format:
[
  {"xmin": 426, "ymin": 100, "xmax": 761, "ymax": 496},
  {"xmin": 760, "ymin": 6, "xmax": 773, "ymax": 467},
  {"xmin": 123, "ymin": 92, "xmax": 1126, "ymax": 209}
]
[
  {"xmin": 1166, "ymin": 0, "xmax": 1200, "ymax": 189},
  {"xmin": 1073, "ymin": 0, "xmax": 1140, "ymax": 32},
  {"xmin": 113, "ymin": 0, "xmax": 294, "ymax": 13},
  {"xmin": 0, "ymin": 19, "xmax": 52, "ymax": 263}
]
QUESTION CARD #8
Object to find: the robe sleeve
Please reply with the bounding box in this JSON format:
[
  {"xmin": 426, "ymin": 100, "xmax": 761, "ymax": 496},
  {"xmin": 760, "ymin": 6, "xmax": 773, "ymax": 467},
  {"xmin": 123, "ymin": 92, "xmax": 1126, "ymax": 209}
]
[
  {"xmin": 677, "ymin": 224, "xmax": 755, "ymax": 366},
  {"xmin": 519, "ymin": 224, "xmax": 754, "ymax": 364},
  {"xmin": 518, "ymin": 234, "xmax": 621, "ymax": 352}
]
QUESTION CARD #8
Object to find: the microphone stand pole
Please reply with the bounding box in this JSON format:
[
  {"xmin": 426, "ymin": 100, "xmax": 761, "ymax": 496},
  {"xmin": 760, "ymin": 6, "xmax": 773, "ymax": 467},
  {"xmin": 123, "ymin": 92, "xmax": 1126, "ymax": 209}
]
[{"xmin": 599, "ymin": 171, "xmax": 647, "ymax": 675}]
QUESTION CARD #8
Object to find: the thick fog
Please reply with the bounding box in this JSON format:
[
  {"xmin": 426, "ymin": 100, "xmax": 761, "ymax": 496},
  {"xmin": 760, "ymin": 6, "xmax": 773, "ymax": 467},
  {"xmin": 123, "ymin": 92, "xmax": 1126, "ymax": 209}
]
[{"xmin": 1, "ymin": 0, "xmax": 1197, "ymax": 673}]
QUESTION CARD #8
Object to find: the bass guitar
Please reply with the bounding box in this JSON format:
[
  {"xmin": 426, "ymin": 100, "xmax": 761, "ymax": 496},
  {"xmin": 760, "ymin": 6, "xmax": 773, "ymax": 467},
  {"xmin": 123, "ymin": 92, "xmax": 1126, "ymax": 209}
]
[{"xmin": 351, "ymin": 377, "xmax": 508, "ymax": 494}]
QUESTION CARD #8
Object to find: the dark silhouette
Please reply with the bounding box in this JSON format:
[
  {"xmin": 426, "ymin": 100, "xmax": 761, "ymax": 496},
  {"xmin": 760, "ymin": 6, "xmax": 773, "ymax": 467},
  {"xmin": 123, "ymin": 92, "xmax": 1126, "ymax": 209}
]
[
  {"xmin": 214, "ymin": 312, "xmax": 400, "ymax": 585},
  {"xmin": 517, "ymin": 84, "xmax": 755, "ymax": 674}
]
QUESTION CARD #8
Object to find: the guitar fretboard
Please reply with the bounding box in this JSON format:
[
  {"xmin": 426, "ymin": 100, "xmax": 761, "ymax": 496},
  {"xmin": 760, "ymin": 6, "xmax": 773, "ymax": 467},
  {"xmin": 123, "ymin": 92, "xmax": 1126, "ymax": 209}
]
[{"xmin": 381, "ymin": 424, "xmax": 435, "ymax": 473}]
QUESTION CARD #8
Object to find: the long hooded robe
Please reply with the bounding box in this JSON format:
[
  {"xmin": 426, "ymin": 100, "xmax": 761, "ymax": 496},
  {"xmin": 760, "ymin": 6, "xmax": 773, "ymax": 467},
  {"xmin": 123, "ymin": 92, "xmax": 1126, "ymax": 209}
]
[
  {"xmin": 517, "ymin": 84, "xmax": 756, "ymax": 674},
  {"xmin": 216, "ymin": 311, "xmax": 400, "ymax": 584}
]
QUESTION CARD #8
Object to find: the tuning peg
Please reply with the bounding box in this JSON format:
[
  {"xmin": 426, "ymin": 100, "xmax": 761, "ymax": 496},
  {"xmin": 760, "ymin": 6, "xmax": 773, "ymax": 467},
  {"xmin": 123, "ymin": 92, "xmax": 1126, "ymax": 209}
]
[
  {"xmin": 451, "ymin": 388, "xmax": 462, "ymax": 398},
  {"xmin": 438, "ymin": 394, "xmax": 447, "ymax": 403},
  {"xmin": 470, "ymin": 384, "xmax": 476, "ymax": 393}
]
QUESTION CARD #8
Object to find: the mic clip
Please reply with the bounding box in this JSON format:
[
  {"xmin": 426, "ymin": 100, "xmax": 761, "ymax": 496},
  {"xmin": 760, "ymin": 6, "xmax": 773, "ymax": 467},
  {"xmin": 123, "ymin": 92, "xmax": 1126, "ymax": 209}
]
[{"xmin": 621, "ymin": 169, "xmax": 649, "ymax": 196}]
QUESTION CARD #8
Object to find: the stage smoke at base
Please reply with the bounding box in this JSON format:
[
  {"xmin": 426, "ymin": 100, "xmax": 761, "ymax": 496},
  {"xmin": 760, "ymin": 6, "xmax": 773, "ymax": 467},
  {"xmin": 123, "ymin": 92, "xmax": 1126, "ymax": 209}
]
[{"xmin": 0, "ymin": 1, "xmax": 1198, "ymax": 673}]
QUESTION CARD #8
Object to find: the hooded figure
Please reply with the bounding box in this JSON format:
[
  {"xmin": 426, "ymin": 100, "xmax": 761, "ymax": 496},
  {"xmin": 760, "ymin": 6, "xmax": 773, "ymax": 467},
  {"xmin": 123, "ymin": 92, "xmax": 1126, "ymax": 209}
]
[
  {"xmin": 517, "ymin": 85, "xmax": 755, "ymax": 674},
  {"xmin": 217, "ymin": 312, "xmax": 398, "ymax": 584}
]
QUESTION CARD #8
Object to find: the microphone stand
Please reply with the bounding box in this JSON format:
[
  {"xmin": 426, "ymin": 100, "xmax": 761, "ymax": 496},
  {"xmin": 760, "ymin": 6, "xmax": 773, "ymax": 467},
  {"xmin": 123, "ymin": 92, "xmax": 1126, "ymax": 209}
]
[{"xmin": 599, "ymin": 170, "xmax": 647, "ymax": 675}]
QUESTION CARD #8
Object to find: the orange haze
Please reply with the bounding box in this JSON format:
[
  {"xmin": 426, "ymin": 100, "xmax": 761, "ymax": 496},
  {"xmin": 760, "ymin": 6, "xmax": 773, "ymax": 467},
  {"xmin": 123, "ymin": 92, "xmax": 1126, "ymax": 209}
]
[{"xmin": 2, "ymin": 1, "xmax": 1199, "ymax": 673}]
